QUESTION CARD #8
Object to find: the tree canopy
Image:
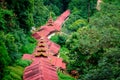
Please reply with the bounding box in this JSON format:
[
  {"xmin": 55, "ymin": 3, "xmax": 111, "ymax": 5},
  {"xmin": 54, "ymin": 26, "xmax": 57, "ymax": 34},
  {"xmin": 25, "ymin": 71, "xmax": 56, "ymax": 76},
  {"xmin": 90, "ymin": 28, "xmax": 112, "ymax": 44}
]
[{"xmin": 0, "ymin": 0, "xmax": 120, "ymax": 80}]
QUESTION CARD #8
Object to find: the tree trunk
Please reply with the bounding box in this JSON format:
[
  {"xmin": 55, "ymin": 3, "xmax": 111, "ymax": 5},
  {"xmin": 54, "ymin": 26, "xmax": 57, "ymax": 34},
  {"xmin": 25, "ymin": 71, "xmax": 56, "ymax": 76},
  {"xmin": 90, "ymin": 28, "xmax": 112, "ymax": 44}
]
[
  {"xmin": 96, "ymin": 0, "xmax": 102, "ymax": 10},
  {"xmin": 87, "ymin": 0, "xmax": 90, "ymax": 22}
]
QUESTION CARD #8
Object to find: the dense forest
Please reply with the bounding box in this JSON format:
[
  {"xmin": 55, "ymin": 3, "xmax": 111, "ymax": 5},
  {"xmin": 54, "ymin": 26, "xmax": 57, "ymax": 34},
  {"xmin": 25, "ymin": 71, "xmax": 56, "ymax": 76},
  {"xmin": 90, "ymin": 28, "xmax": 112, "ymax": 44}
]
[{"xmin": 0, "ymin": 0, "xmax": 120, "ymax": 80}]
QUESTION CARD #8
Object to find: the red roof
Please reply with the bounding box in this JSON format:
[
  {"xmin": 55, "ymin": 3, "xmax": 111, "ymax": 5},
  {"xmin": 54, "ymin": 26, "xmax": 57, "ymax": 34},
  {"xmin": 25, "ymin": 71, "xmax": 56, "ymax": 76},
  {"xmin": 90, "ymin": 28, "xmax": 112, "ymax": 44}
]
[
  {"xmin": 32, "ymin": 32, "xmax": 41, "ymax": 39},
  {"xmin": 22, "ymin": 54, "xmax": 32, "ymax": 60},
  {"xmin": 32, "ymin": 25, "xmax": 57, "ymax": 39},
  {"xmin": 32, "ymin": 10, "xmax": 70, "ymax": 40},
  {"xmin": 62, "ymin": 63, "xmax": 66, "ymax": 69},
  {"xmin": 47, "ymin": 39, "xmax": 60, "ymax": 56},
  {"xmin": 49, "ymin": 56, "xmax": 66, "ymax": 69},
  {"xmin": 23, "ymin": 58, "xmax": 58, "ymax": 80},
  {"xmin": 22, "ymin": 10, "xmax": 70, "ymax": 80},
  {"xmin": 54, "ymin": 10, "xmax": 70, "ymax": 31}
]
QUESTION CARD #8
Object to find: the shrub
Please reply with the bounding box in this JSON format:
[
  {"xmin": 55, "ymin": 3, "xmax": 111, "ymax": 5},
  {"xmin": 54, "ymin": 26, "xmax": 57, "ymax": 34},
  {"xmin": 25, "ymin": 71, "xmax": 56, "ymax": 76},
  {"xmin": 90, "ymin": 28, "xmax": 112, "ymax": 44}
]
[{"xmin": 58, "ymin": 71, "xmax": 75, "ymax": 80}]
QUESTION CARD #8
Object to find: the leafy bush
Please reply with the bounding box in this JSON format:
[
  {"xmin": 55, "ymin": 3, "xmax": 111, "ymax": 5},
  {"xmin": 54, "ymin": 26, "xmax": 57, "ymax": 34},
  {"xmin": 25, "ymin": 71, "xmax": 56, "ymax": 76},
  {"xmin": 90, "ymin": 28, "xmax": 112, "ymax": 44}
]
[
  {"xmin": 2, "ymin": 66, "xmax": 24, "ymax": 80},
  {"xmin": 20, "ymin": 36, "xmax": 36, "ymax": 54},
  {"xmin": 68, "ymin": 0, "xmax": 97, "ymax": 18},
  {"xmin": 58, "ymin": 71, "xmax": 75, "ymax": 80},
  {"xmin": 0, "ymin": 40, "xmax": 11, "ymax": 68},
  {"xmin": 0, "ymin": 8, "xmax": 15, "ymax": 31},
  {"xmin": 90, "ymin": 1, "xmax": 120, "ymax": 29},
  {"xmin": 15, "ymin": 59, "xmax": 31, "ymax": 67},
  {"xmin": 65, "ymin": 25, "xmax": 120, "ymax": 77},
  {"xmin": 33, "ymin": 0, "xmax": 50, "ymax": 27},
  {"xmin": 68, "ymin": 19, "xmax": 87, "ymax": 32},
  {"xmin": 6, "ymin": 0, "xmax": 34, "ymax": 32},
  {"xmin": 50, "ymin": 34, "xmax": 68, "ymax": 46},
  {"xmin": 81, "ymin": 48, "xmax": 120, "ymax": 80},
  {"xmin": 0, "ymin": 0, "xmax": 120, "ymax": 80},
  {"xmin": 59, "ymin": 47, "xmax": 70, "ymax": 63}
]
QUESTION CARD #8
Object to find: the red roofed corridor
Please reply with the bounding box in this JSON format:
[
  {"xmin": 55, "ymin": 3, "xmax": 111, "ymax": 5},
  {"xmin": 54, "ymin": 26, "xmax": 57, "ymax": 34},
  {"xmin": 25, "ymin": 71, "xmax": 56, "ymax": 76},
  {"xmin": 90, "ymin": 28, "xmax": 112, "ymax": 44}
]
[{"xmin": 22, "ymin": 10, "xmax": 70, "ymax": 80}]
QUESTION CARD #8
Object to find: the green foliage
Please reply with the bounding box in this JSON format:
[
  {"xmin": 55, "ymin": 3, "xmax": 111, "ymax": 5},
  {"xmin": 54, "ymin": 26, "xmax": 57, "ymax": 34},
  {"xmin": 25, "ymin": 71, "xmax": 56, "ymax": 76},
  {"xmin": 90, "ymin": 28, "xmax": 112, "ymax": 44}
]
[
  {"xmin": 62, "ymin": 12, "xmax": 83, "ymax": 34},
  {"xmin": 20, "ymin": 37, "xmax": 36, "ymax": 54},
  {"xmin": 46, "ymin": 4, "xmax": 61, "ymax": 16},
  {"xmin": 0, "ymin": 8, "xmax": 15, "ymax": 31},
  {"xmin": 33, "ymin": 0, "xmax": 52, "ymax": 27},
  {"xmin": 90, "ymin": 1, "xmax": 120, "ymax": 29},
  {"xmin": 6, "ymin": 0, "xmax": 34, "ymax": 32},
  {"xmin": 62, "ymin": 12, "xmax": 88, "ymax": 34},
  {"xmin": 68, "ymin": 19, "xmax": 87, "ymax": 32},
  {"xmin": 0, "ymin": 1, "xmax": 36, "ymax": 78},
  {"xmin": 5, "ymin": 33, "xmax": 21, "ymax": 61},
  {"xmin": 103, "ymin": 0, "xmax": 120, "ymax": 4},
  {"xmin": 58, "ymin": 71, "xmax": 75, "ymax": 80},
  {"xmin": 0, "ymin": 40, "xmax": 11, "ymax": 68},
  {"xmin": 44, "ymin": 0, "xmax": 70, "ymax": 15},
  {"xmin": 81, "ymin": 48, "xmax": 120, "ymax": 80},
  {"xmin": 0, "ymin": 31, "xmax": 17, "ymax": 64},
  {"xmin": 69, "ymin": 0, "xmax": 97, "ymax": 18},
  {"xmin": 50, "ymin": 34, "xmax": 59, "ymax": 43},
  {"xmin": 15, "ymin": 59, "xmax": 31, "ymax": 67},
  {"xmin": 99, "ymin": 27, "xmax": 120, "ymax": 49},
  {"xmin": 64, "ymin": 1, "xmax": 120, "ymax": 79},
  {"xmin": 2, "ymin": 66, "xmax": 24, "ymax": 80},
  {"xmin": 59, "ymin": 47, "xmax": 70, "ymax": 63},
  {"xmin": 0, "ymin": 0, "xmax": 120, "ymax": 80},
  {"xmin": 66, "ymin": 27, "xmax": 100, "ymax": 55},
  {"xmin": 66, "ymin": 25, "xmax": 120, "ymax": 75},
  {"xmin": 50, "ymin": 33, "xmax": 68, "ymax": 46}
]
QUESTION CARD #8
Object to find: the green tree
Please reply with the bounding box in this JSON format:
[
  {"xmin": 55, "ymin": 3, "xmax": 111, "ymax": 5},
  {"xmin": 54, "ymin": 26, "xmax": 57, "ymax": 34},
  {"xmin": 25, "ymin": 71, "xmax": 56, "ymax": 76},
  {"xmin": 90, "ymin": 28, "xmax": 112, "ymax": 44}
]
[
  {"xmin": 90, "ymin": 0, "xmax": 120, "ymax": 29},
  {"xmin": 50, "ymin": 33, "xmax": 68, "ymax": 47},
  {"xmin": 81, "ymin": 48, "xmax": 120, "ymax": 80},
  {"xmin": 6, "ymin": 0, "xmax": 34, "ymax": 32},
  {"xmin": 33, "ymin": 0, "xmax": 54, "ymax": 27},
  {"xmin": 69, "ymin": 0, "xmax": 97, "ymax": 19},
  {"xmin": 66, "ymin": 26, "xmax": 120, "ymax": 77}
]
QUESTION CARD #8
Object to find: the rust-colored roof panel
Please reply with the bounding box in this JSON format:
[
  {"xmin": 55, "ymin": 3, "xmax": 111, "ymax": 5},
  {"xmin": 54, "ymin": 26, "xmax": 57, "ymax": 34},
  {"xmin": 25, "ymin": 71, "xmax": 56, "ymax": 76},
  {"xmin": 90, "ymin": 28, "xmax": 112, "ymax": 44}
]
[
  {"xmin": 49, "ymin": 56, "xmax": 65, "ymax": 68},
  {"xmin": 23, "ymin": 10, "xmax": 70, "ymax": 80},
  {"xmin": 54, "ymin": 10, "xmax": 70, "ymax": 31},
  {"xmin": 61, "ymin": 62, "xmax": 66, "ymax": 69},
  {"xmin": 23, "ymin": 58, "xmax": 58, "ymax": 80},
  {"xmin": 47, "ymin": 39, "xmax": 60, "ymax": 55},
  {"xmin": 32, "ymin": 32, "xmax": 41, "ymax": 39},
  {"xmin": 22, "ymin": 54, "xmax": 32, "ymax": 60}
]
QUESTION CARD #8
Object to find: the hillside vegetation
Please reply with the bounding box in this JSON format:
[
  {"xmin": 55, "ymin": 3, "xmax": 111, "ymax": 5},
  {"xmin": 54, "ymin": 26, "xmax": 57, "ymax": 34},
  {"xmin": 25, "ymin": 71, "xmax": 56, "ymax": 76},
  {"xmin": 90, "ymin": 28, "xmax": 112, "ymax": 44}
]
[{"xmin": 0, "ymin": 0, "xmax": 120, "ymax": 80}]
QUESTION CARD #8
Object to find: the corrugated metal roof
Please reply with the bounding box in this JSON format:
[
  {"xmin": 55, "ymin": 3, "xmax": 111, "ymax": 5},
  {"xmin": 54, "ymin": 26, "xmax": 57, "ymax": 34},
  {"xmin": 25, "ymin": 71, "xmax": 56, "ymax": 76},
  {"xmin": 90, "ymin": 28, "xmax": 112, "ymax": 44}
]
[
  {"xmin": 32, "ymin": 10, "xmax": 70, "ymax": 40},
  {"xmin": 22, "ymin": 10, "xmax": 70, "ymax": 80},
  {"xmin": 23, "ymin": 58, "xmax": 58, "ymax": 80}
]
